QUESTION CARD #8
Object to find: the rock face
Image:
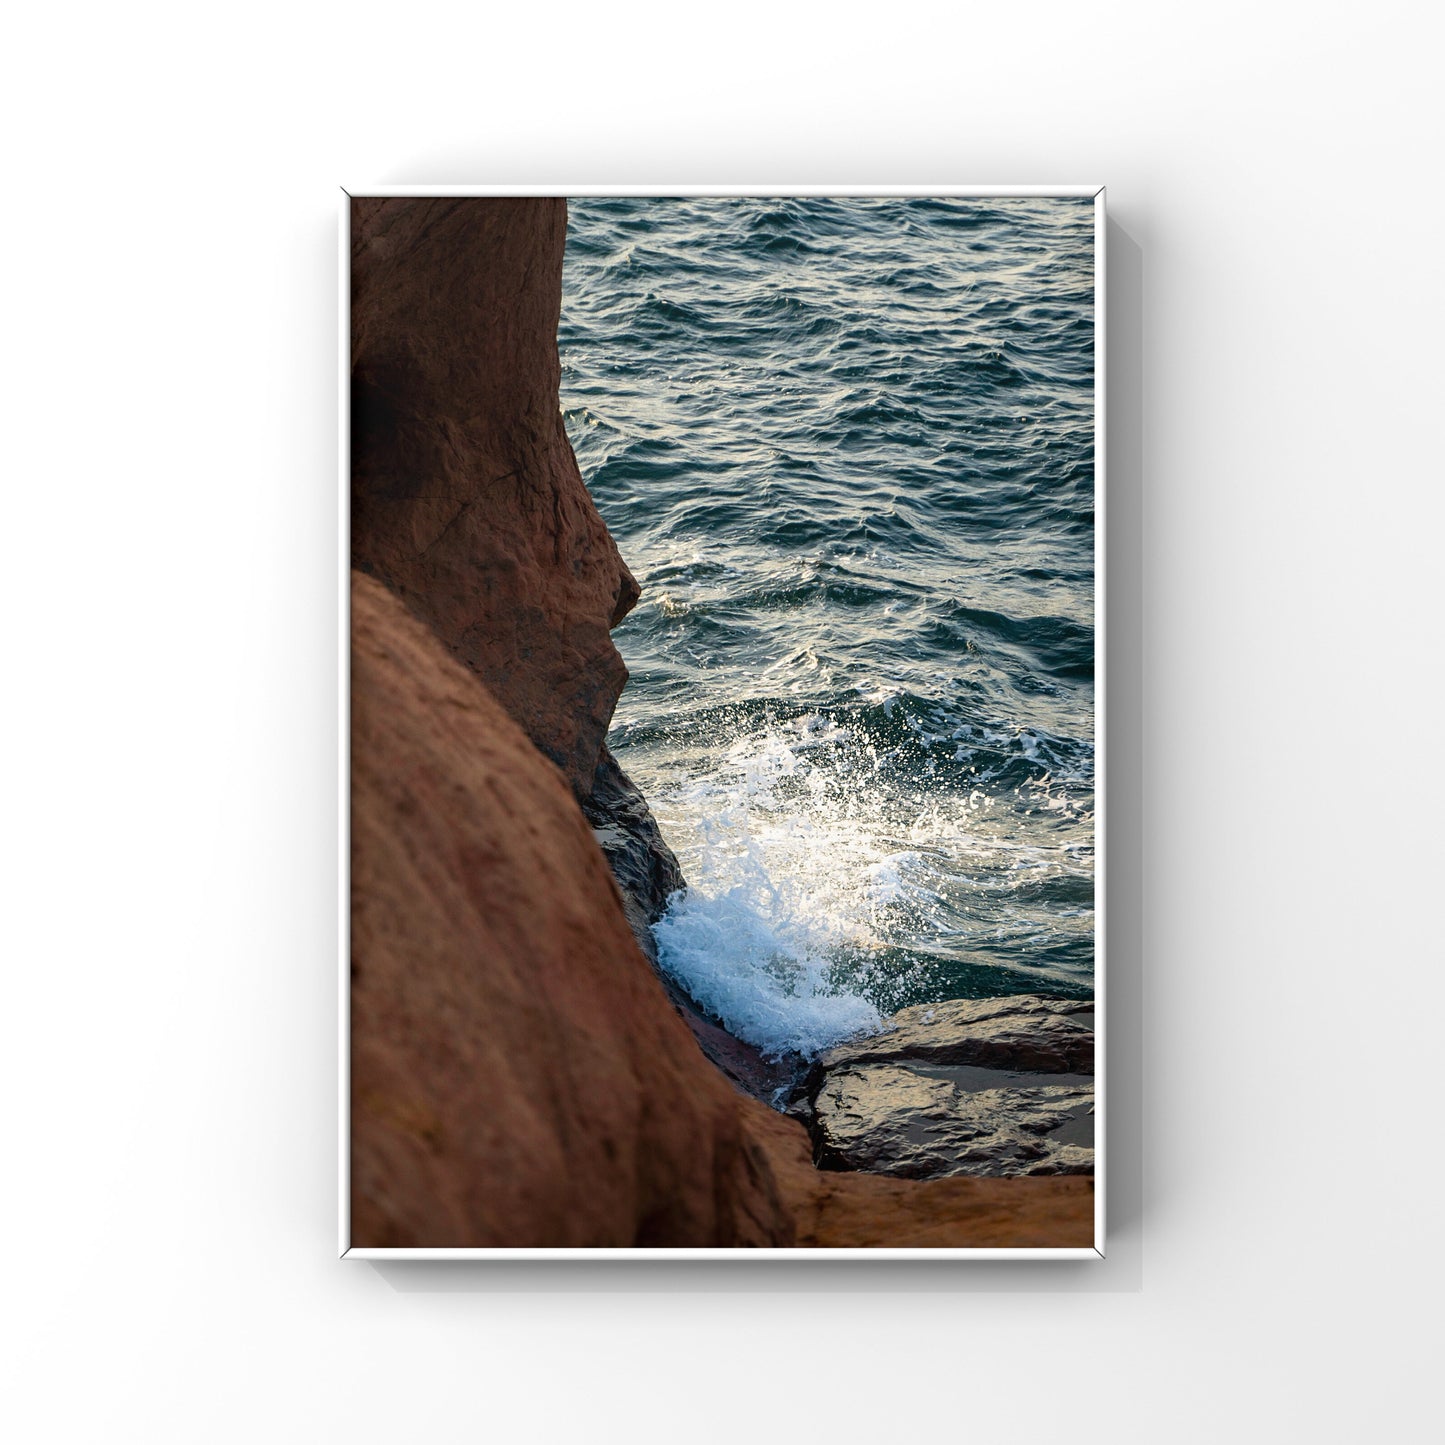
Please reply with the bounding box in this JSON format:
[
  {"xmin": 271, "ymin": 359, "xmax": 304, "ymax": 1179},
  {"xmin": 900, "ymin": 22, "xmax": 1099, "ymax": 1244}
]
[
  {"xmin": 807, "ymin": 997, "xmax": 1096, "ymax": 1181},
  {"xmin": 350, "ymin": 197, "xmax": 638, "ymax": 797},
  {"xmin": 350, "ymin": 571, "xmax": 789, "ymax": 1247},
  {"xmin": 350, "ymin": 193, "xmax": 707, "ymax": 1069},
  {"xmin": 350, "ymin": 570, "xmax": 1094, "ymax": 1247},
  {"xmin": 580, "ymin": 745, "xmax": 685, "ymax": 963}
]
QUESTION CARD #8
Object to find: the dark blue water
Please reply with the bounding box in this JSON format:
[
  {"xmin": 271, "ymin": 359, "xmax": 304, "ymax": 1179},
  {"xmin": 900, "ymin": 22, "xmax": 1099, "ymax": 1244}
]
[{"xmin": 561, "ymin": 196, "xmax": 1095, "ymax": 1057}]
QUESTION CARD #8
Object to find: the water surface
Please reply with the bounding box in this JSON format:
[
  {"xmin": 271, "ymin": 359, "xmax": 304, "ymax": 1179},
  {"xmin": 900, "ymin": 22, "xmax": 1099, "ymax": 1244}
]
[{"xmin": 561, "ymin": 195, "xmax": 1095, "ymax": 1057}]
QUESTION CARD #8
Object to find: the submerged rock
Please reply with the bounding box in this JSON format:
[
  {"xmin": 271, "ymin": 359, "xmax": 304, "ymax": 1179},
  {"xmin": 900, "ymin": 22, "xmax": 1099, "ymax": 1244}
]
[{"xmin": 808, "ymin": 995, "xmax": 1095, "ymax": 1180}]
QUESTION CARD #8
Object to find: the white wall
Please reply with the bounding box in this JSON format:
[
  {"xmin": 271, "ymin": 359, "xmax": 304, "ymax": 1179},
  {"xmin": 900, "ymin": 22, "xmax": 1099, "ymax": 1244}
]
[{"xmin": 4, "ymin": 3, "xmax": 1440, "ymax": 1440}]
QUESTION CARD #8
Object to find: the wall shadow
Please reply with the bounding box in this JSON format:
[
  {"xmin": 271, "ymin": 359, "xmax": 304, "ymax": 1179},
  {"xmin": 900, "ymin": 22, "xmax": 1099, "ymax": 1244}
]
[
  {"xmin": 1100, "ymin": 215, "xmax": 1145, "ymax": 1260},
  {"xmin": 362, "ymin": 210, "xmax": 1147, "ymax": 1296}
]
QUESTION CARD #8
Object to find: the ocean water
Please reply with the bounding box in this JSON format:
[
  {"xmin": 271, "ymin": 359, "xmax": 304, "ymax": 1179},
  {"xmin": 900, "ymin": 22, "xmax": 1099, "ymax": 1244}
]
[{"xmin": 560, "ymin": 196, "xmax": 1096, "ymax": 1058}]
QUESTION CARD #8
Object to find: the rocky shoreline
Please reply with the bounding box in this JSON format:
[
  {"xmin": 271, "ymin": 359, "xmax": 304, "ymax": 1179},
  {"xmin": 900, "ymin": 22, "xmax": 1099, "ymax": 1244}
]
[
  {"xmin": 348, "ymin": 195, "xmax": 1093, "ymax": 1247},
  {"xmin": 582, "ymin": 746, "xmax": 1097, "ymax": 1180}
]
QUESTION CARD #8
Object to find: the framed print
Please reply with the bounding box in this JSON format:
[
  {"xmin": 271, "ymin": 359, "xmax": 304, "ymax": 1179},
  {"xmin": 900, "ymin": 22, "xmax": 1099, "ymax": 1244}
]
[{"xmin": 341, "ymin": 186, "xmax": 1106, "ymax": 1258}]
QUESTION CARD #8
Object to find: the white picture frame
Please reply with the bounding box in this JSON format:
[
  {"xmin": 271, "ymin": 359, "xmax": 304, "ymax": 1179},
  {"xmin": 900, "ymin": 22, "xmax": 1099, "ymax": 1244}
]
[{"xmin": 338, "ymin": 185, "xmax": 1107, "ymax": 1261}]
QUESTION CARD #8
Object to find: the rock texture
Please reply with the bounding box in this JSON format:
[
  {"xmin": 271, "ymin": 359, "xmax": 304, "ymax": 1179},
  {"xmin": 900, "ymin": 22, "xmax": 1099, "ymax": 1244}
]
[
  {"xmin": 581, "ymin": 745, "xmax": 685, "ymax": 963},
  {"xmin": 350, "ymin": 571, "xmax": 788, "ymax": 1247},
  {"xmin": 814, "ymin": 1065, "xmax": 1094, "ymax": 1179},
  {"xmin": 350, "ymin": 197, "xmax": 638, "ymax": 797},
  {"xmin": 807, "ymin": 997, "xmax": 1096, "ymax": 1181},
  {"xmin": 814, "ymin": 995, "xmax": 1094, "ymax": 1076},
  {"xmin": 349, "ymin": 195, "xmax": 789, "ymax": 1109},
  {"xmin": 751, "ymin": 1107, "xmax": 1094, "ymax": 1248},
  {"xmin": 350, "ymin": 570, "xmax": 1094, "ymax": 1247}
]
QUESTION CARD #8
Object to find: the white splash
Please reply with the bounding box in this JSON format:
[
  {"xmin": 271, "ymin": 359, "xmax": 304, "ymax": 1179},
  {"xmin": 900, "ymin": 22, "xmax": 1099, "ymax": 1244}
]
[
  {"xmin": 648, "ymin": 717, "xmax": 945, "ymax": 1057},
  {"xmin": 634, "ymin": 695, "xmax": 1094, "ymax": 1058},
  {"xmin": 652, "ymin": 887, "xmax": 882, "ymax": 1059}
]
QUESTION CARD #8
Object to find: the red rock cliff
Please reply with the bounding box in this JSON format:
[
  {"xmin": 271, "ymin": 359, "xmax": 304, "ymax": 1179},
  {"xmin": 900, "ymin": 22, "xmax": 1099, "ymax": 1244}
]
[
  {"xmin": 351, "ymin": 196, "xmax": 638, "ymax": 796},
  {"xmin": 351, "ymin": 572, "xmax": 789, "ymax": 1246}
]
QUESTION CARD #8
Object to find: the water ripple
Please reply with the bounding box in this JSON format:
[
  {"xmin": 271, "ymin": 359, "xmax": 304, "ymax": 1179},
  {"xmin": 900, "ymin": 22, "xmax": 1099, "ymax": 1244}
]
[{"xmin": 562, "ymin": 196, "xmax": 1095, "ymax": 1054}]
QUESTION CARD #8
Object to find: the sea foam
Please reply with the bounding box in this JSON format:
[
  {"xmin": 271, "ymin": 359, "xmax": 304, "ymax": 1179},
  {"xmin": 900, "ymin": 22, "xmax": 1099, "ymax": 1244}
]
[
  {"xmin": 652, "ymin": 887, "xmax": 883, "ymax": 1059},
  {"xmin": 649, "ymin": 718, "xmax": 942, "ymax": 1057}
]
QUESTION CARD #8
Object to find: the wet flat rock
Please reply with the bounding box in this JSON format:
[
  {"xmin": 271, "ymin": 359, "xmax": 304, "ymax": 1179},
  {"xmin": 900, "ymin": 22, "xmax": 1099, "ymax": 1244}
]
[
  {"xmin": 817, "ymin": 994, "xmax": 1094, "ymax": 1076},
  {"xmin": 810, "ymin": 996, "xmax": 1095, "ymax": 1180}
]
